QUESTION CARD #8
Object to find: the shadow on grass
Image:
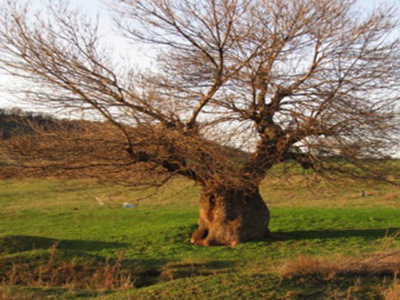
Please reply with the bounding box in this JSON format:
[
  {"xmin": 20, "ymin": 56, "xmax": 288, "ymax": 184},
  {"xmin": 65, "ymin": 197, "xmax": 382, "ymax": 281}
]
[
  {"xmin": 0, "ymin": 235, "xmax": 234, "ymax": 289},
  {"xmin": 270, "ymin": 228, "xmax": 399, "ymax": 241},
  {"xmin": 0, "ymin": 235, "xmax": 128, "ymax": 254},
  {"xmin": 15, "ymin": 287, "xmax": 115, "ymax": 299}
]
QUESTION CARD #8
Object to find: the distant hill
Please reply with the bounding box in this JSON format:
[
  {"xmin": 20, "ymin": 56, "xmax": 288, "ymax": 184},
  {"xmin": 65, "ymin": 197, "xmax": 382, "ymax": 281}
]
[{"xmin": 0, "ymin": 108, "xmax": 77, "ymax": 140}]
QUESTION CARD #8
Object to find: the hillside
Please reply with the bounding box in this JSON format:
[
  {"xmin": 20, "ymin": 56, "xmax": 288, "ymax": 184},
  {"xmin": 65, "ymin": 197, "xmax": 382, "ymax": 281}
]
[{"xmin": 0, "ymin": 108, "xmax": 62, "ymax": 140}]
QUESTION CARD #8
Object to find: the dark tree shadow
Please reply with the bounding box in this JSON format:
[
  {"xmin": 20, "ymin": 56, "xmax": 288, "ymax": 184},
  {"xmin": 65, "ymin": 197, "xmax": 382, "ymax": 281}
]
[
  {"xmin": 0, "ymin": 235, "xmax": 128, "ymax": 254},
  {"xmin": 268, "ymin": 228, "xmax": 399, "ymax": 241},
  {"xmin": 0, "ymin": 234, "xmax": 233, "ymax": 289}
]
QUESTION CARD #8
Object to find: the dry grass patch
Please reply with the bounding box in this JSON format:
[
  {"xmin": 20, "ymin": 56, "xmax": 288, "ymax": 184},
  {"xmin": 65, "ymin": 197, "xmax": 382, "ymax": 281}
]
[
  {"xmin": 383, "ymin": 193, "xmax": 399, "ymax": 201},
  {"xmin": 279, "ymin": 250, "xmax": 400, "ymax": 280},
  {"xmin": 383, "ymin": 278, "xmax": 400, "ymax": 300},
  {"xmin": 0, "ymin": 245, "xmax": 136, "ymax": 291}
]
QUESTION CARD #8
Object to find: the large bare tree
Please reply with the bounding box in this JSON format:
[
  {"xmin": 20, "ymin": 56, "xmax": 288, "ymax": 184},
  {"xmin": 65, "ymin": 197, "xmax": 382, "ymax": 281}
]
[{"xmin": 1, "ymin": 0, "xmax": 400, "ymax": 246}]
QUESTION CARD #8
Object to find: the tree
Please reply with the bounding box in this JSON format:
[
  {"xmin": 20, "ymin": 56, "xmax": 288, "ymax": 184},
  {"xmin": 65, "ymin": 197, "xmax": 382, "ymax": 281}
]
[{"xmin": 0, "ymin": 0, "xmax": 400, "ymax": 246}]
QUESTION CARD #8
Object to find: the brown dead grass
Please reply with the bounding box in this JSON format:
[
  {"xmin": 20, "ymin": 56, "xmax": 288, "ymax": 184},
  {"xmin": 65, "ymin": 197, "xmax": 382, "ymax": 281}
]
[
  {"xmin": 279, "ymin": 251, "xmax": 400, "ymax": 299},
  {"xmin": 383, "ymin": 193, "xmax": 399, "ymax": 201},
  {"xmin": 1, "ymin": 245, "xmax": 135, "ymax": 291},
  {"xmin": 279, "ymin": 250, "xmax": 400, "ymax": 280},
  {"xmin": 383, "ymin": 278, "xmax": 400, "ymax": 300}
]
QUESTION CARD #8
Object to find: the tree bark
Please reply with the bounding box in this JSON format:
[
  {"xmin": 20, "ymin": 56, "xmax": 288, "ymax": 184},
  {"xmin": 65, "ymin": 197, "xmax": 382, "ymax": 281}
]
[{"xmin": 190, "ymin": 186, "xmax": 270, "ymax": 246}]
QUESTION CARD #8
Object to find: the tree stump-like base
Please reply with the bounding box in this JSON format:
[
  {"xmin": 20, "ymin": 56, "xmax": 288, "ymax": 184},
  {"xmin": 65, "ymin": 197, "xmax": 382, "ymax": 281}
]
[{"xmin": 190, "ymin": 187, "xmax": 270, "ymax": 246}]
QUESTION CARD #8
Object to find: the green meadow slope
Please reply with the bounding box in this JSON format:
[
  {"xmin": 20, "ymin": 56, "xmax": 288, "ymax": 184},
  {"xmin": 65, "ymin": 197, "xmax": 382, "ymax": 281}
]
[{"xmin": 0, "ymin": 178, "xmax": 399, "ymax": 299}]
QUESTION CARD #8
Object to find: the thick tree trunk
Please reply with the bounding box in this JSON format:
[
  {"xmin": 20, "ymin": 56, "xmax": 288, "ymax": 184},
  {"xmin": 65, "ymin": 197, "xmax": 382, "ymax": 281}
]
[{"xmin": 190, "ymin": 186, "xmax": 270, "ymax": 246}]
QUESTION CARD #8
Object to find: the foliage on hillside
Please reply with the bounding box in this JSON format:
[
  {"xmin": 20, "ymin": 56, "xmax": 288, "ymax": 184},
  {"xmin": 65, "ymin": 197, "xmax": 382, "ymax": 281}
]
[{"xmin": 0, "ymin": 108, "xmax": 77, "ymax": 140}]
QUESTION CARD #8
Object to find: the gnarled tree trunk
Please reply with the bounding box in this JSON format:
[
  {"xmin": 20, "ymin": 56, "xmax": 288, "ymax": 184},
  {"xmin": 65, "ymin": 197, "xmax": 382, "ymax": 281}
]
[{"xmin": 190, "ymin": 187, "xmax": 270, "ymax": 246}]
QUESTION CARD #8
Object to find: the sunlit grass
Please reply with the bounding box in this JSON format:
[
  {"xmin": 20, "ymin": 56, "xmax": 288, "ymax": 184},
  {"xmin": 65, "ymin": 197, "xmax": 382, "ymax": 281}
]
[{"xmin": 0, "ymin": 178, "xmax": 399, "ymax": 299}]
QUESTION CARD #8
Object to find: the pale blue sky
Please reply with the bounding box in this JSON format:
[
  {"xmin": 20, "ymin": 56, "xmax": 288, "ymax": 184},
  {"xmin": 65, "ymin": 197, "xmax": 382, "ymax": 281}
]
[
  {"xmin": 63, "ymin": 0, "xmax": 400, "ymax": 12},
  {"xmin": 1, "ymin": 0, "xmax": 400, "ymax": 108}
]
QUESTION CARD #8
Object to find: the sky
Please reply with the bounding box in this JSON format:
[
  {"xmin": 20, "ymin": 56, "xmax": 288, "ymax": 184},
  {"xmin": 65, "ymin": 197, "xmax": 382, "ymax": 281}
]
[{"xmin": 0, "ymin": 0, "xmax": 399, "ymax": 109}]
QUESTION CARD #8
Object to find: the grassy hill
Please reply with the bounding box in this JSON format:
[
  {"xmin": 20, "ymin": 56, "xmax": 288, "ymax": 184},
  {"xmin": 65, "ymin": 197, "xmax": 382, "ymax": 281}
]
[{"xmin": 0, "ymin": 178, "xmax": 399, "ymax": 299}]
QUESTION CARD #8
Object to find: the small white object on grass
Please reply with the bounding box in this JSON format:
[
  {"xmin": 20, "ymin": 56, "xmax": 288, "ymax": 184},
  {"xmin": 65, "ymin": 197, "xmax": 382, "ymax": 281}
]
[
  {"xmin": 95, "ymin": 197, "xmax": 104, "ymax": 206},
  {"xmin": 123, "ymin": 202, "xmax": 136, "ymax": 208}
]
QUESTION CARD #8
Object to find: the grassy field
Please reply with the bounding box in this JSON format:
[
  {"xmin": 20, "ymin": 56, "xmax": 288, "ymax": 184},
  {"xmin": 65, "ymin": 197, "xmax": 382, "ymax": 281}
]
[{"xmin": 0, "ymin": 178, "xmax": 400, "ymax": 299}]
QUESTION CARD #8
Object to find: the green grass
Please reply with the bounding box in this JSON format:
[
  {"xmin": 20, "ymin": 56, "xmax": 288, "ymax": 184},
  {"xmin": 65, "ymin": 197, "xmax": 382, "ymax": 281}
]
[{"xmin": 0, "ymin": 178, "xmax": 400, "ymax": 299}]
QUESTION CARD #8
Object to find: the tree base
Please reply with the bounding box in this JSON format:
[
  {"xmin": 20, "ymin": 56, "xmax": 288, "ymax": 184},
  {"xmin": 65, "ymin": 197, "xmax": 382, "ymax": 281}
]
[{"xmin": 190, "ymin": 187, "xmax": 270, "ymax": 246}]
